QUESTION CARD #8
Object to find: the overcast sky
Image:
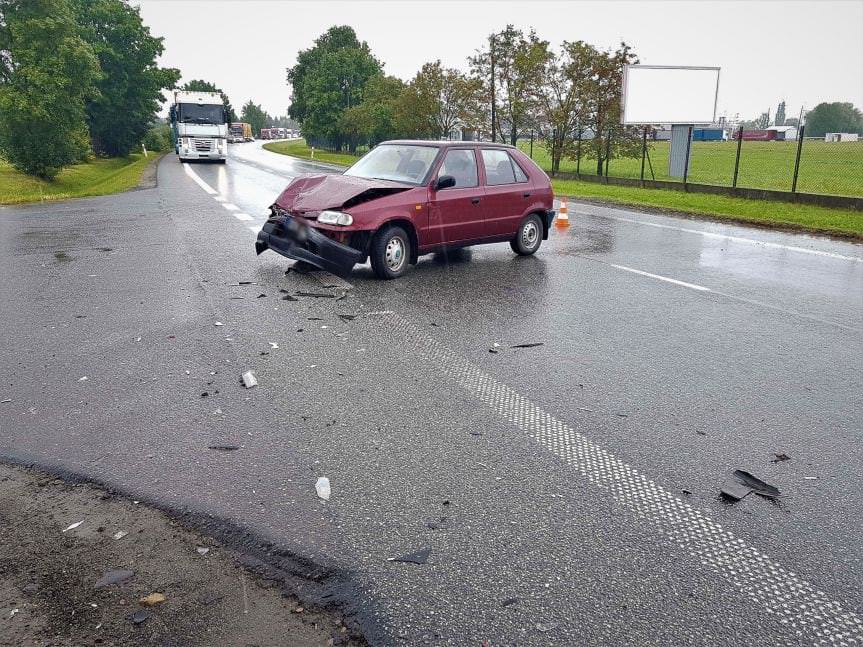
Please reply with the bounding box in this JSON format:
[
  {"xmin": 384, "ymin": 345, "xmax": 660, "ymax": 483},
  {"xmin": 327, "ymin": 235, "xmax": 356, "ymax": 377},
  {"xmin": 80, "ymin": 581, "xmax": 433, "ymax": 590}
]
[{"xmin": 135, "ymin": 0, "xmax": 863, "ymax": 121}]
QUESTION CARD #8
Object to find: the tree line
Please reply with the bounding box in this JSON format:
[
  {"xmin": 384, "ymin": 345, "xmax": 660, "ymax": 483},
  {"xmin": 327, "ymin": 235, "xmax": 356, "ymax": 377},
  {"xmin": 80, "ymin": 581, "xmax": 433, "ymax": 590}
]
[
  {"xmin": 288, "ymin": 25, "xmax": 641, "ymax": 175},
  {"xmin": 0, "ymin": 0, "xmax": 179, "ymax": 179}
]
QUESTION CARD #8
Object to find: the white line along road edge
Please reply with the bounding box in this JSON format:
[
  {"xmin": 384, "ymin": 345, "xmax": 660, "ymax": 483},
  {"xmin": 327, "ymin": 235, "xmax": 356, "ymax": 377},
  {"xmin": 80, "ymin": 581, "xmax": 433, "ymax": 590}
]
[
  {"xmin": 364, "ymin": 309, "xmax": 863, "ymax": 646},
  {"xmin": 183, "ymin": 163, "xmax": 216, "ymax": 195}
]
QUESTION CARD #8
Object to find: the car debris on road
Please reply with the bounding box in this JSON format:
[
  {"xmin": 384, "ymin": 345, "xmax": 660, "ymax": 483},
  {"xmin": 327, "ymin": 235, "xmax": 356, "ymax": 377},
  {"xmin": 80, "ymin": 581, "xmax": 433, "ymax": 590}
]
[
  {"xmin": 387, "ymin": 546, "xmax": 431, "ymax": 565},
  {"xmin": 241, "ymin": 370, "xmax": 258, "ymax": 389},
  {"xmin": 720, "ymin": 470, "xmax": 780, "ymax": 502}
]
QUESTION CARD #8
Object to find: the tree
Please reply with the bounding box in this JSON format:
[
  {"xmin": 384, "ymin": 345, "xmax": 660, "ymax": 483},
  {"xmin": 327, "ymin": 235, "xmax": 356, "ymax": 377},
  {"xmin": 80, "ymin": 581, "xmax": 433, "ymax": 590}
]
[
  {"xmin": 0, "ymin": 0, "xmax": 100, "ymax": 179},
  {"xmin": 396, "ymin": 61, "xmax": 483, "ymax": 140},
  {"xmin": 287, "ymin": 26, "xmax": 382, "ymax": 149},
  {"xmin": 182, "ymin": 79, "xmax": 236, "ymax": 122},
  {"xmin": 72, "ymin": 0, "xmax": 179, "ymax": 157},
  {"xmin": 339, "ymin": 74, "xmax": 405, "ymax": 150},
  {"xmin": 240, "ymin": 100, "xmax": 269, "ymax": 136},
  {"xmin": 774, "ymin": 100, "xmax": 786, "ymax": 126},
  {"xmin": 470, "ymin": 26, "xmax": 547, "ymax": 144},
  {"xmin": 804, "ymin": 102, "xmax": 863, "ymax": 137}
]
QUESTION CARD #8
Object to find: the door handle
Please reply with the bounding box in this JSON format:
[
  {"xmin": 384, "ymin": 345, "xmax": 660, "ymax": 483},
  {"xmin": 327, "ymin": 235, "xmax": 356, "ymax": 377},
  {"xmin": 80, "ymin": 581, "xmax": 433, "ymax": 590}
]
[
  {"xmin": 471, "ymin": 198, "xmax": 481, "ymax": 204},
  {"xmin": 523, "ymin": 192, "xmax": 531, "ymax": 198}
]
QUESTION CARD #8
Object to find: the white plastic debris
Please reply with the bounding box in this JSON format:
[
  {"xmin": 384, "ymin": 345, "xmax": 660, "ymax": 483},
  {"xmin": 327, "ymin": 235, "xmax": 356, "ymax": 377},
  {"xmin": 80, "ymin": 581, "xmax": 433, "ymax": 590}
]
[
  {"xmin": 315, "ymin": 477, "xmax": 331, "ymax": 501},
  {"xmin": 212, "ymin": 408, "xmax": 222, "ymax": 415},
  {"xmin": 215, "ymin": 321, "xmax": 224, "ymax": 326},
  {"xmin": 269, "ymin": 342, "xmax": 279, "ymax": 349},
  {"xmin": 78, "ymin": 376, "xmax": 88, "ymax": 382},
  {"xmin": 196, "ymin": 547, "xmax": 210, "ymax": 555},
  {"xmin": 10, "ymin": 608, "xmax": 20, "ymax": 618},
  {"xmin": 241, "ymin": 371, "xmax": 258, "ymax": 389},
  {"xmin": 112, "ymin": 530, "xmax": 128, "ymax": 540},
  {"xmin": 62, "ymin": 520, "xmax": 84, "ymax": 532}
]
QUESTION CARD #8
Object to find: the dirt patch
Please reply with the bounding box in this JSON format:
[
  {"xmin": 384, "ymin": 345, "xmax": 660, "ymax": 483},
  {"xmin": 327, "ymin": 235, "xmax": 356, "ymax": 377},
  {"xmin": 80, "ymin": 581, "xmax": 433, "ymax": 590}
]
[
  {"xmin": 135, "ymin": 153, "xmax": 163, "ymax": 191},
  {"xmin": 0, "ymin": 464, "xmax": 364, "ymax": 646}
]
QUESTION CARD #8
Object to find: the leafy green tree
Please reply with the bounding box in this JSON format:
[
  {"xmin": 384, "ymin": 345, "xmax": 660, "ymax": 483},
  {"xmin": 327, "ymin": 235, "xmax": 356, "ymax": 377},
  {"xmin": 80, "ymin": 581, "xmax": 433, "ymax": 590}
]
[
  {"xmin": 774, "ymin": 100, "xmax": 786, "ymax": 126},
  {"xmin": 804, "ymin": 102, "xmax": 863, "ymax": 137},
  {"xmin": 396, "ymin": 61, "xmax": 483, "ymax": 140},
  {"xmin": 72, "ymin": 0, "xmax": 179, "ymax": 157},
  {"xmin": 287, "ymin": 25, "xmax": 382, "ymax": 149},
  {"xmin": 470, "ymin": 26, "xmax": 548, "ymax": 144},
  {"xmin": 181, "ymin": 79, "xmax": 236, "ymax": 122},
  {"xmin": 0, "ymin": 0, "xmax": 100, "ymax": 179},
  {"xmin": 240, "ymin": 100, "xmax": 269, "ymax": 136},
  {"xmin": 339, "ymin": 74, "xmax": 405, "ymax": 149}
]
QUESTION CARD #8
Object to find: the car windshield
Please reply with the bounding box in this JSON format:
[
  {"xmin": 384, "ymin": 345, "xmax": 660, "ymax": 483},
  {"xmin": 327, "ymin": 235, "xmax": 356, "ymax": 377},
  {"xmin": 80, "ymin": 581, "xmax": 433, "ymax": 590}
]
[
  {"xmin": 178, "ymin": 103, "xmax": 225, "ymax": 124},
  {"xmin": 344, "ymin": 144, "xmax": 439, "ymax": 184}
]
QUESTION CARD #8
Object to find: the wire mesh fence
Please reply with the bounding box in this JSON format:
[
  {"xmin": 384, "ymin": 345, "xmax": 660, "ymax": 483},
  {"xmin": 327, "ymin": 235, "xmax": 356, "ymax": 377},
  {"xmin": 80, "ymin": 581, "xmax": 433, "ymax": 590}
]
[{"xmin": 521, "ymin": 127, "xmax": 863, "ymax": 199}]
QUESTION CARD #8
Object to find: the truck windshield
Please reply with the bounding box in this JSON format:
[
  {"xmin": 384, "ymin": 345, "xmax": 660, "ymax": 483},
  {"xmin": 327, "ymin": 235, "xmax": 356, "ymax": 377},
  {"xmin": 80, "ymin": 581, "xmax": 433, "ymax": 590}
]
[
  {"xmin": 230, "ymin": 125, "xmax": 243, "ymax": 134},
  {"xmin": 178, "ymin": 103, "xmax": 225, "ymax": 124},
  {"xmin": 344, "ymin": 144, "xmax": 439, "ymax": 185}
]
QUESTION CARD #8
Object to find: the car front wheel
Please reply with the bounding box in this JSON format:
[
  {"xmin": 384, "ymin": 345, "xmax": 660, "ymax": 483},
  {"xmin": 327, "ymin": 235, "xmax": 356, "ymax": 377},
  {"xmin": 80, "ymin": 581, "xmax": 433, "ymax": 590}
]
[
  {"xmin": 370, "ymin": 224, "xmax": 411, "ymax": 279},
  {"xmin": 510, "ymin": 213, "xmax": 543, "ymax": 256}
]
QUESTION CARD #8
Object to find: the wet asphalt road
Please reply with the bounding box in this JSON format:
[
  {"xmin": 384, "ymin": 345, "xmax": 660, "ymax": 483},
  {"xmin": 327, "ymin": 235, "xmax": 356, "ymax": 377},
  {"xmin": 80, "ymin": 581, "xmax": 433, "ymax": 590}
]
[{"xmin": 1, "ymin": 141, "xmax": 862, "ymax": 646}]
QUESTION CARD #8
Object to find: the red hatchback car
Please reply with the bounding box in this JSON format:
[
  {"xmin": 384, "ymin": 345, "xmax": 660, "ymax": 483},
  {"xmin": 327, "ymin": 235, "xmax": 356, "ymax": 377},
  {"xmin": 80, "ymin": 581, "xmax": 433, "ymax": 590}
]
[{"xmin": 256, "ymin": 140, "xmax": 555, "ymax": 279}]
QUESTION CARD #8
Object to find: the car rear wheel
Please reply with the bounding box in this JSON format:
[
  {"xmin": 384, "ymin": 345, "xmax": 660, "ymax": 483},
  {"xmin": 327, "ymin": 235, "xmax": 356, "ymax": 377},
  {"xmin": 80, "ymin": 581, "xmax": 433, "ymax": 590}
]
[
  {"xmin": 370, "ymin": 224, "xmax": 411, "ymax": 279},
  {"xmin": 510, "ymin": 214, "xmax": 543, "ymax": 256}
]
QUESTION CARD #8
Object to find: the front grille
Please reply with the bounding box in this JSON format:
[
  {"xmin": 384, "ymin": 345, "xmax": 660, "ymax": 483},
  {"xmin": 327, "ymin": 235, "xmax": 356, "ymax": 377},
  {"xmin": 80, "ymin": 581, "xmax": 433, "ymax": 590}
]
[{"xmin": 193, "ymin": 139, "xmax": 213, "ymax": 152}]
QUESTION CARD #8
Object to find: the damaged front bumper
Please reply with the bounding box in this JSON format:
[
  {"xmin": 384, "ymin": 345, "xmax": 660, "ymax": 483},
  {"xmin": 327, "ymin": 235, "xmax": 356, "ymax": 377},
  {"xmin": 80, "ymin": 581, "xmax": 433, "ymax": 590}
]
[{"xmin": 255, "ymin": 214, "xmax": 363, "ymax": 277}]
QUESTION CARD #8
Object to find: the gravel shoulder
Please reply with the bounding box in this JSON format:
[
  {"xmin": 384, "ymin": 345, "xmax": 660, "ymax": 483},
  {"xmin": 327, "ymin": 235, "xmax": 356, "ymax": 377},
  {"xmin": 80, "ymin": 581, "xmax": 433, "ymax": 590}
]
[{"xmin": 0, "ymin": 463, "xmax": 364, "ymax": 647}]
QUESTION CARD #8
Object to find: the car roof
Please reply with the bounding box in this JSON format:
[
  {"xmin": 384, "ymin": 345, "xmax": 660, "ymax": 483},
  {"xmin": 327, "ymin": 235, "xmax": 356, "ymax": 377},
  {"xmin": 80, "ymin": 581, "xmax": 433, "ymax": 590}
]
[{"xmin": 381, "ymin": 139, "xmax": 517, "ymax": 150}]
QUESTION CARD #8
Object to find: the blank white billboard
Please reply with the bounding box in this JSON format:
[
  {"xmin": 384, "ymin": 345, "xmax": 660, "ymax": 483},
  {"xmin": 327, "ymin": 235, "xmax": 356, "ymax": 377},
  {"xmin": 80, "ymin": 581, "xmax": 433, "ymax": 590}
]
[{"xmin": 622, "ymin": 65, "xmax": 720, "ymax": 125}]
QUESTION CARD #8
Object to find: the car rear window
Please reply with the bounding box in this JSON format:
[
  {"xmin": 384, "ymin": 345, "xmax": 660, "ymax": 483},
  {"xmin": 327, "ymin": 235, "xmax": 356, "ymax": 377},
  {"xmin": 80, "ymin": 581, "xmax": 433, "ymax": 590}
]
[
  {"xmin": 481, "ymin": 149, "xmax": 527, "ymax": 185},
  {"xmin": 438, "ymin": 149, "xmax": 478, "ymax": 188}
]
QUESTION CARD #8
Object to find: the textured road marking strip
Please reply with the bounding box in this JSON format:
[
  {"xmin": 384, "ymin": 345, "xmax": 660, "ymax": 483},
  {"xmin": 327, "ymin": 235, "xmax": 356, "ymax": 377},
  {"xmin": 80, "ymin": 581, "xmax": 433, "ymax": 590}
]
[
  {"xmin": 609, "ymin": 263, "xmax": 711, "ymax": 292},
  {"xmin": 572, "ymin": 209, "xmax": 863, "ymax": 264},
  {"xmin": 182, "ymin": 163, "xmax": 216, "ymax": 195},
  {"xmin": 233, "ymin": 212, "xmax": 253, "ymax": 222},
  {"xmin": 364, "ymin": 310, "xmax": 863, "ymax": 646}
]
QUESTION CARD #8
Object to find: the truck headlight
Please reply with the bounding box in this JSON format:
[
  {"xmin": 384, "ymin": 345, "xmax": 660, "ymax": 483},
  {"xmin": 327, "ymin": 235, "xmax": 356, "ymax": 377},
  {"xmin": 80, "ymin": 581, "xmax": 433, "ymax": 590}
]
[{"xmin": 317, "ymin": 210, "xmax": 353, "ymax": 226}]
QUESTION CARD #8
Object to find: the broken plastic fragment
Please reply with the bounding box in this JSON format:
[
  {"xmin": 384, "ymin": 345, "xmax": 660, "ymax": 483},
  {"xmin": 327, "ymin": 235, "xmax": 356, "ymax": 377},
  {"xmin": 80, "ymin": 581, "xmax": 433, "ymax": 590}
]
[
  {"xmin": 241, "ymin": 371, "xmax": 258, "ymax": 388},
  {"xmin": 196, "ymin": 546, "xmax": 210, "ymax": 555},
  {"xmin": 771, "ymin": 453, "xmax": 791, "ymax": 463},
  {"xmin": 269, "ymin": 342, "xmax": 279, "ymax": 349},
  {"xmin": 78, "ymin": 376, "xmax": 88, "ymax": 382},
  {"xmin": 62, "ymin": 520, "xmax": 84, "ymax": 533},
  {"xmin": 208, "ymin": 445, "xmax": 240, "ymax": 451},
  {"xmin": 536, "ymin": 621, "xmax": 559, "ymax": 633},
  {"xmin": 511, "ymin": 342, "xmax": 544, "ymax": 349},
  {"xmin": 315, "ymin": 476, "xmax": 331, "ymax": 500},
  {"xmin": 215, "ymin": 321, "xmax": 224, "ymax": 326},
  {"xmin": 139, "ymin": 593, "xmax": 165, "ymax": 606},
  {"xmin": 94, "ymin": 569, "xmax": 134, "ymax": 588},
  {"xmin": 112, "ymin": 530, "xmax": 128, "ymax": 540},
  {"xmin": 387, "ymin": 546, "xmax": 431, "ymax": 565},
  {"xmin": 128, "ymin": 609, "xmax": 151, "ymax": 624},
  {"xmin": 721, "ymin": 470, "xmax": 780, "ymax": 501}
]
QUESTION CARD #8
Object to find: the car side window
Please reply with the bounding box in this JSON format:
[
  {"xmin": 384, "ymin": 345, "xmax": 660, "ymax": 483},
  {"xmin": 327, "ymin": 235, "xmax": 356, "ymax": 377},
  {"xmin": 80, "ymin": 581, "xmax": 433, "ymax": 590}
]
[
  {"xmin": 438, "ymin": 149, "xmax": 478, "ymax": 188},
  {"xmin": 510, "ymin": 154, "xmax": 529, "ymax": 182},
  {"xmin": 481, "ymin": 149, "xmax": 517, "ymax": 186}
]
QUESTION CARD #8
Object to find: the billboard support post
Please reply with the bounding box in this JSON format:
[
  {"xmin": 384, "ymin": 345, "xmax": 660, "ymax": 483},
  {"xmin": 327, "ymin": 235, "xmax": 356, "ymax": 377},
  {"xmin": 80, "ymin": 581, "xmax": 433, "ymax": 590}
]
[{"xmin": 683, "ymin": 125, "xmax": 693, "ymax": 186}]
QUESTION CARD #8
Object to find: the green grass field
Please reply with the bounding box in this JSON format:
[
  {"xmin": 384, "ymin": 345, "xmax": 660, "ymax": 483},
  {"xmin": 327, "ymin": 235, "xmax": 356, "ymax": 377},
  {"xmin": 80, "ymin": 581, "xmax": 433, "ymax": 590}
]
[
  {"xmin": 266, "ymin": 139, "xmax": 863, "ymax": 239},
  {"xmin": 517, "ymin": 139, "xmax": 863, "ymax": 198},
  {"xmin": 0, "ymin": 154, "xmax": 155, "ymax": 205},
  {"xmin": 262, "ymin": 140, "xmax": 362, "ymax": 167}
]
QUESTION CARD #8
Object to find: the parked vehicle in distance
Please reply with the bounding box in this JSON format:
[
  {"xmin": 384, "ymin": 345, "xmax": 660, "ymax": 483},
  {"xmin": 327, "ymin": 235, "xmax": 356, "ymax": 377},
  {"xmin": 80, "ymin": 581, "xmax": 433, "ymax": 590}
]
[
  {"xmin": 169, "ymin": 91, "xmax": 228, "ymax": 162},
  {"xmin": 256, "ymin": 140, "xmax": 555, "ymax": 279},
  {"xmin": 228, "ymin": 122, "xmax": 253, "ymax": 143},
  {"xmin": 259, "ymin": 128, "xmax": 271, "ymax": 140}
]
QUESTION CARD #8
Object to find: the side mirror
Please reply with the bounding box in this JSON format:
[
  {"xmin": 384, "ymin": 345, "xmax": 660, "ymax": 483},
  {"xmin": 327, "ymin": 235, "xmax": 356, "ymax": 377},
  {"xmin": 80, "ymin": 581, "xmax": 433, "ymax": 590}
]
[{"xmin": 434, "ymin": 175, "xmax": 456, "ymax": 191}]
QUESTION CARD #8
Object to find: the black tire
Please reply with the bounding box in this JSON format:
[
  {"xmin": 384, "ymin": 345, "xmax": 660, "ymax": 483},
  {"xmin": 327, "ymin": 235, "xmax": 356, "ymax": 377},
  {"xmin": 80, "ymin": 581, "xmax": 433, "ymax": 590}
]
[
  {"xmin": 370, "ymin": 224, "xmax": 411, "ymax": 279},
  {"xmin": 510, "ymin": 213, "xmax": 543, "ymax": 255}
]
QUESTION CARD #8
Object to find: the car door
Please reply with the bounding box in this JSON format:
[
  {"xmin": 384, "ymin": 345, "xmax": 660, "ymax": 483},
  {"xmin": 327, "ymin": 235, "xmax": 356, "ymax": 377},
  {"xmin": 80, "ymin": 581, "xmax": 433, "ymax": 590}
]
[
  {"xmin": 427, "ymin": 148, "xmax": 483, "ymax": 246},
  {"xmin": 479, "ymin": 148, "xmax": 532, "ymax": 237}
]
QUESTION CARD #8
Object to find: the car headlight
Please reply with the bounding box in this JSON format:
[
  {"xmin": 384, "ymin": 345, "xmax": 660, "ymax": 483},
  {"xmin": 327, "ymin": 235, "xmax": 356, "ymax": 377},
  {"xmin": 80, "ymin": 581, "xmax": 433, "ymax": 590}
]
[{"xmin": 317, "ymin": 210, "xmax": 353, "ymax": 226}]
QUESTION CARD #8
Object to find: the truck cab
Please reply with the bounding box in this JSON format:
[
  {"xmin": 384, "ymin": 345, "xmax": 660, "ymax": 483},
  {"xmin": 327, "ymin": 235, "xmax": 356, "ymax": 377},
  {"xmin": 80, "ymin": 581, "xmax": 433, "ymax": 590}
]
[{"xmin": 170, "ymin": 91, "xmax": 228, "ymax": 162}]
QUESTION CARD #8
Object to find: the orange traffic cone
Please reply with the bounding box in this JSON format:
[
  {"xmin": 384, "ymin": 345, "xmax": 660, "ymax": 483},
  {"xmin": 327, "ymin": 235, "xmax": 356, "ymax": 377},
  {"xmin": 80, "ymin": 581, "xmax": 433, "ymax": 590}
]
[{"xmin": 555, "ymin": 196, "xmax": 570, "ymax": 228}]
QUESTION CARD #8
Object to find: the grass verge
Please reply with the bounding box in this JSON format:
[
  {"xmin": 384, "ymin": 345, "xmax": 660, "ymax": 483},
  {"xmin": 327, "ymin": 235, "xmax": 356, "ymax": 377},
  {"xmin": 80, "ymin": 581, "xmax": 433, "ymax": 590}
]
[
  {"xmin": 262, "ymin": 139, "xmax": 361, "ymax": 167},
  {"xmin": 552, "ymin": 178, "xmax": 863, "ymax": 239},
  {"xmin": 0, "ymin": 153, "xmax": 155, "ymax": 205},
  {"xmin": 263, "ymin": 140, "xmax": 863, "ymax": 239}
]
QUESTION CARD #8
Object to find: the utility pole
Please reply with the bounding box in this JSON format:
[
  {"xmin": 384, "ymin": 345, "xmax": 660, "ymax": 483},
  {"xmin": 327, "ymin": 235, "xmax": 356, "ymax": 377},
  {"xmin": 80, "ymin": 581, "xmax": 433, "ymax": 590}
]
[{"xmin": 490, "ymin": 35, "xmax": 496, "ymax": 143}]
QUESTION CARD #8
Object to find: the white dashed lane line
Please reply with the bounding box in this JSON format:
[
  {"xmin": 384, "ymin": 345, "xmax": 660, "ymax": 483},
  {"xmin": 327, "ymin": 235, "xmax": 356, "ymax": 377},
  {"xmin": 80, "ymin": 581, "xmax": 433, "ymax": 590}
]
[
  {"xmin": 609, "ymin": 263, "xmax": 712, "ymax": 291},
  {"xmin": 233, "ymin": 212, "xmax": 253, "ymax": 222},
  {"xmin": 364, "ymin": 309, "xmax": 863, "ymax": 646}
]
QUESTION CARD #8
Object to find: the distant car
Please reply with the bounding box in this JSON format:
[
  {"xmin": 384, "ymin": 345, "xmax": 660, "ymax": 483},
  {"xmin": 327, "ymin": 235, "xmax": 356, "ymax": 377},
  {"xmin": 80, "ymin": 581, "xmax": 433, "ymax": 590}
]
[{"xmin": 256, "ymin": 140, "xmax": 555, "ymax": 279}]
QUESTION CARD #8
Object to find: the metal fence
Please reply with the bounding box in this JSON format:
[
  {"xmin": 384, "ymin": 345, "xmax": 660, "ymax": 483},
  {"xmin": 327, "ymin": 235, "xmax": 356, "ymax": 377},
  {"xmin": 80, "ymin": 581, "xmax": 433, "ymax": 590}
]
[{"xmin": 524, "ymin": 126, "xmax": 863, "ymax": 202}]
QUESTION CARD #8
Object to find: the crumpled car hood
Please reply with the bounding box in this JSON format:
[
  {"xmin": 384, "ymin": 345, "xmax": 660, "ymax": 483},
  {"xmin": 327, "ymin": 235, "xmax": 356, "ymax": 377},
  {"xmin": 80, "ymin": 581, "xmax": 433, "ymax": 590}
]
[{"xmin": 273, "ymin": 173, "xmax": 412, "ymax": 214}]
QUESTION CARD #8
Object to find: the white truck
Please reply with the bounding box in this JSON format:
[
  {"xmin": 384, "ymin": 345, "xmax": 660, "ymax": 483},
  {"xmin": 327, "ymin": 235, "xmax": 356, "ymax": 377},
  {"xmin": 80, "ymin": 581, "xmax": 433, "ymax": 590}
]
[{"xmin": 169, "ymin": 90, "xmax": 228, "ymax": 162}]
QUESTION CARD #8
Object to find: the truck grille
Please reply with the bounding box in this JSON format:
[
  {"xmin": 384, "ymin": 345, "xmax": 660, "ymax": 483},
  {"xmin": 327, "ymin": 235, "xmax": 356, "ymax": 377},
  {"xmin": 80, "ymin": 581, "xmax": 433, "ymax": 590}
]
[{"xmin": 193, "ymin": 139, "xmax": 213, "ymax": 152}]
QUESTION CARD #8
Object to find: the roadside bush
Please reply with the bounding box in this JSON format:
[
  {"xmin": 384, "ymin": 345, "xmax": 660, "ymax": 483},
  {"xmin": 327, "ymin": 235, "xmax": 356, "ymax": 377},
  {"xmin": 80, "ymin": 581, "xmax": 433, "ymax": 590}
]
[{"xmin": 142, "ymin": 123, "xmax": 173, "ymax": 152}]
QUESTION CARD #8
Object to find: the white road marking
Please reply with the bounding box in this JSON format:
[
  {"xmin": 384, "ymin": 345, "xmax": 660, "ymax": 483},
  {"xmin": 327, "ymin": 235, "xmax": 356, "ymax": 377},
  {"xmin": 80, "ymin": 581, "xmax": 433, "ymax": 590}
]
[
  {"xmin": 213, "ymin": 196, "xmax": 226, "ymax": 202},
  {"xmin": 182, "ymin": 163, "xmax": 216, "ymax": 195},
  {"xmin": 222, "ymin": 203, "xmax": 239, "ymax": 211},
  {"xmin": 573, "ymin": 209, "xmax": 863, "ymax": 264},
  {"xmin": 365, "ymin": 310, "xmax": 863, "ymax": 645},
  {"xmin": 233, "ymin": 212, "xmax": 253, "ymax": 222},
  {"xmin": 247, "ymin": 225, "xmax": 261, "ymax": 234},
  {"xmin": 609, "ymin": 263, "xmax": 711, "ymax": 292}
]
